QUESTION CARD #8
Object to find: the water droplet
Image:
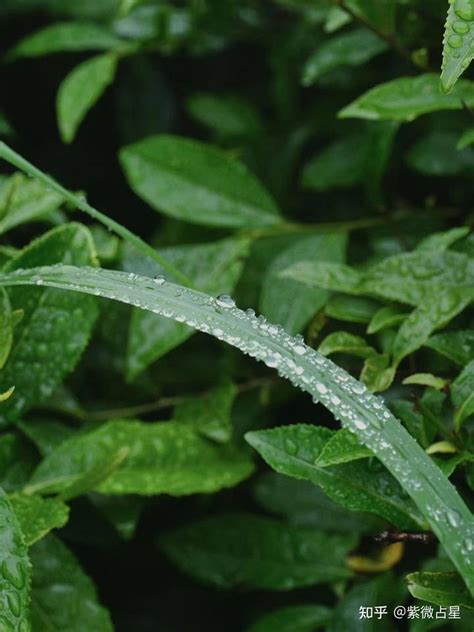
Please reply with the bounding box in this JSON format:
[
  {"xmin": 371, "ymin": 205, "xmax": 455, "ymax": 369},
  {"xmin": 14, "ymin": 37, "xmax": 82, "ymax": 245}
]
[
  {"xmin": 455, "ymin": 0, "xmax": 474, "ymax": 21},
  {"xmin": 453, "ymin": 19, "xmax": 470, "ymax": 33},
  {"xmin": 315, "ymin": 382, "xmax": 327, "ymax": 395},
  {"xmin": 284, "ymin": 438, "xmax": 298, "ymax": 455},
  {"xmin": 464, "ymin": 537, "xmax": 474, "ymax": 551},
  {"xmin": 354, "ymin": 418, "xmax": 368, "ymax": 430},
  {"xmin": 6, "ymin": 593, "xmax": 21, "ymax": 618},
  {"xmin": 153, "ymin": 275, "xmax": 166, "ymax": 286},
  {"xmin": 216, "ymin": 294, "xmax": 235, "ymax": 309},
  {"xmin": 330, "ymin": 395, "xmax": 341, "ymax": 405},
  {"xmin": 2, "ymin": 560, "xmax": 25, "ymax": 589},
  {"xmin": 353, "ymin": 382, "xmax": 366, "ymax": 395},
  {"xmin": 446, "ymin": 508, "xmax": 462, "ymax": 527}
]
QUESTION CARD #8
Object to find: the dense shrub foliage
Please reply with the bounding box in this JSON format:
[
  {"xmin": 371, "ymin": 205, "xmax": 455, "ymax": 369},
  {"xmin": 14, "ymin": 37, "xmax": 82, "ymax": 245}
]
[{"xmin": 0, "ymin": 0, "xmax": 474, "ymax": 630}]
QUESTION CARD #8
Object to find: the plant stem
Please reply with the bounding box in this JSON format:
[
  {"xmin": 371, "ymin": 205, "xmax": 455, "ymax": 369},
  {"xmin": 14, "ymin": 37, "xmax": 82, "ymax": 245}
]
[{"xmin": 0, "ymin": 142, "xmax": 193, "ymax": 287}]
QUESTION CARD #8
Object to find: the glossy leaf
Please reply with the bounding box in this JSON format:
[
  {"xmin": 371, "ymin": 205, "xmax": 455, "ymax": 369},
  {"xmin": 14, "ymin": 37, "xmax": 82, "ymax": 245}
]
[
  {"xmin": 119, "ymin": 135, "xmax": 281, "ymax": 228},
  {"xmin": 246, "ymin": 424, "xmax": 424, "ymax": 529},
  {"xmin": 9, "ymin": 21, "xmax": 122, "ymax": 59},
  {"xmin": 425, "ymin": 330, "xmax": 474, "ymax": 366},
  {"xmin": 452, "ymin": 360, "xmax": 474, "ymax": 430},
  {"xmin": 441, "ymin": 2, "xmax": 474, "ymax": 93},
  {"xmin": 57, "ymin": 53, "xmax": 118, "ymax": 143},
  {"xmin": 318, "ymin": 331, "xmax": 376, "ymax": 359},
  {"xmin": 339, "ymin": 74, "xmax": 474, "ymax": 122},
  {"xmin": 302, "ymin": 29, "xmax": 387, "ymax": 86},
  {"xmin": 0, "ymin": 487, "xmax": 31, "ymax": 630},
  {"xmin": 27, "ymin": 420, "xmax": 254, "ymax": 496},
  {"xmin": 406, "ymin": 572, "xmax": 474, "ymax": 608},
  {"xmin": 186, "ymin": 93, "xmax": 263, "ymax": 137},
  {"xmin": 30, "ymin": 535, "xmax": 112, "ymax": 631},
  {"xmin": 160, "ymin": 513, "xmax": 356, "ymax": 590},
  {"xmin": 10, "ymin": 495, "xmax": 69, "ymax": 546},
  {"xmin": 0, "ymin": 224, "xmax": 98, "ymax": 424},
  {"xmin": 316, "ymin": 428, "xmax": 372, "ymax": 466}
]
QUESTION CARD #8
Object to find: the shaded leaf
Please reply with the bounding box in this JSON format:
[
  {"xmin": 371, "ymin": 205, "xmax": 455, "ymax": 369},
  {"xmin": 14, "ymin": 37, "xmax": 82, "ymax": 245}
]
[
  {"xmin": 10, "ymin": 494, "xmax": 69, "ymax": 546},
  {"xmin": 425, "ymin": 330, "xmax": 474, "ymax": 366},
  {"xmin": 406, "ymin": 572, "xmax": 474, "ymax": 609},
  {"xmin": 187, "ymin": 93, "xmax": 263, "ymax": 137},
  {"xmin": 246, "ymin": 604, "xmax": 332, "ymax": 632},
  {"xmin": 318, "ymin": 331, "xmax": 376, "ymax": 359}
]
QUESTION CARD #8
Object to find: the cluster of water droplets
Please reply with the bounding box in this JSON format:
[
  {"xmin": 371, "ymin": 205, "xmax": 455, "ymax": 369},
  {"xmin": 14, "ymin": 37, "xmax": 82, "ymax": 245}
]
[
  {"xmin": 2, "ymin": 263, "xmax": 474, "ymax": 582},
  {"xmin": 444, "ymin": 0, "xmax": 474, "ymax": 65}
]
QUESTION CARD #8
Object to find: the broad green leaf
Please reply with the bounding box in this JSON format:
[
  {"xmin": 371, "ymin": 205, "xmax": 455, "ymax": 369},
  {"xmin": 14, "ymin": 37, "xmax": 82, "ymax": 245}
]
[
  {"xmin": 0, "ymin": 111, "xmax": 13, "ymax": 137},
  {"xmin": 1, "ymin": 264, "xmax": 474, "ymax": 593},
  {"xmin": 124, "ymin": 237, "xmax": 249, "ymax": 378},
  {"xmin": 452, "ymin": 360, "xmax": 474, "ymax": 430},
  {"xmin": 425, "ymin": 330, "xmax": 474, "ymax": 365},
  {"xmin": 253, "ymin": 472, "xmax": 383, "ymax": 533},
  {"xmin": 318, "ymin": 331, "xmax": 376, "ymax": 359},
  {"xmin": 0, "ymin": 174, "xmax": 64, "ymax": 235},
  {"xmin": 260, "ymin": 234, "xmax": 346, "ymax": 335},
  {"xmin": 326, "ymin": 294, "xmax": 380, "ymax": 323},
  {"xmin": 406, "ymin": 572, "xmax": 474, "ymax": 609},
  {"xmin": 119, "ymin": 135, "xmax": 281, "ymax": 228},
  {"xmin": 339, "ymin": 74, "xmax": 474, "ymax": 122},
  {"xmin": 246, "ymin": 425, "xmax": 425, "ymax": 529},
  {"xmin": 186, "ymin": 93, "xmax": 263, "ymax": 137},
  {"xmin": 361, "ymin": 352, "xmax": 395, "ymax": 392},
  {"xmin": 302, "ymin": 29, "xmax": 387, "ymax": 85},
  {"xmin": 89, "ymin": 494, "xmax": 144, "ymax": 540},
  {"xmin": 280, "ymin": 261, "xmax": 362, "ymax": 293},
  {"xmin": 10, "ymin": 495, "xmax": 69, "ymax": 546},
  {"xmin": 392, "ymin": 291, "xmax": 471, "ymax": 365},
  {"xmin": 0, "ymin": 224, "xmax": 98, "ymax": 424},
  {"xmin": 246, "ymin": 604, "xmax": 332, "ymax": 632},
  {"xmin": 27, "ymin": 420, "xmax": 253, "ymax": 496},
  {"xmin": 0, "ymin": 487, "xmax": 31, "ymax": 629},
  {"xmin": 328, "ymin": 572, "xmax": 405, "ymax": 632},
  {"xmin": 441, "ymin": 2, "xmax": 474, "ymax": 93},
  {"xmin": 0, "ymin": 433, "xmax": 37, "ymax": 492},
  {"xmin": 30, "ymin": 535, "xmax": 112, "ymax": 631},
  {"xmin": 0, "ymin": 288, "xmax": 13, "ymax": 369},
  {"xmin": 57, "ymin": 53, "xmax": 118, "ymax": 143},
  {"xmin": 367, "ymin": 305, "xmax": 407, "ymax": 334},
  {"xmin": 160, "ymin": 513, "xmax": 356, "ymax": 590},
  {"xmin": 8, "ymin": 21, "xmax": 122, "ymax": 59},
  {"xmin": 174, "ymin": 378, "xmax": 236, "ymax": 443},
  {"xmin": 316, "ymin": 428, "xmax": 372, "ymax": 466}
]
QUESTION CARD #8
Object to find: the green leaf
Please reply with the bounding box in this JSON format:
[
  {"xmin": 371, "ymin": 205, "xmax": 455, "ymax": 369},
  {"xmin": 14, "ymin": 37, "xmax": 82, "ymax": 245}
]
[
  {"xmin": 260, "ymin": 234, "xmax": 347, "ymax": 335},
  {"xmin": 246, "ymin": 424, "xmax": 424, "ymax": 529},
  {"xmin": 174, "ymin": 378, "xmax": 236, "ymax": 443},
  {"xmin": 0, "ymin": 173, "xmax": 64, "ymax": 236},
  {"xmin": 345, "ymin": 0, "xmax": 396, "ymax": 34},
  {"xmin": 10, "ymin": 495, "xmax": 69, "ymax": 546},
  {"xmin": 27, "ymin": 420, "xmax": 253, "ymax": 496},
  {"xmin": 425, "ymin": 330, "xmax": 474, "ymax": 366},
  {"xmin": 30, "ymin": 535, "xmax": 112, "ymax": 631},
  {"xmin": 408, "ymin": 131, "xmax": 474, "ymax": 176},
  {"xmin": 57, "ymin": 53, "xmax": 118, "ymax": 143},
  {"xmin": 361, "ymin": 352, "xmax": 395, "ymax": 392},
  {"xmin": 8, "ymin": 21, "xmax": 122, "ymax": 59},
  {"xmin": 403, "ymin": 374, "xmax": 447, "ymax": 390},
  {"xmin": 119, "ymin": 135, "xmax": 281, "ymax": 228},
  {"xmin": 302, "ymin": 28, "xmax": 387, "ymax": 85},
  {"xmin": 417, "ymin": 227, "xmax": 470, "ymax": 252},
  {"xmin": 160, "ymin": 513, "xmax": 356, "ymax": 590},
  {"xmin": 0, "ymin": 288, "xmax": 13, "ymax": 370},
  {"xmin": 0, "ymin": 225, "xmax": 98, "ymax": 424},
  {"xmin": 253, "ymin": 472, "xmax": 383, "ymax": 533},
  {"xmin": 406, "ymin": 572, "xmax": 474, "ymax": 609},
  {"xmin": 18, "ymin": 420, "xmax": 75, "ymax": 457},
  {"xmin": 1, "ymin": 264, "xmax": 473, "ymax": 593},
  {"xmin": 246, "ymin": 604, "xmax": 332, "ymax": 632},
  {"xmin": 441, "ymin": 2, "xmax": 474, "ymax": 93},
  {"xmin": 326, "ymin": 294, "xmax": 380, "ymax": 323},
  {"xmin": 186, "ymin": 93, "xmax": 263, "ymax": 137},
  {"xmin": 452, "ymin": 360, "xmax": 474, "ymax": 430},
  {"xmin": 281, "ymin": 261, "xmax": 363, "ymax": 293},
  {"xmin": 124, "ymin": 237, "xmax": 249, "ymax": 378},
  {"xmin": 339, "ymin": 74, "xmax": 474, "ymax": 122},
  {"xmin": 316, "ymin": 428, "xmax": 372, "ymax": 466},
  {"xmin": 367, "ymin": 305, "xmax": 407, "ymax": 334},
  {"xmin": 318, "ymin": 331, "xmax": 376, "ymax": 359},
  {"xmin": 392, "ymin": 291, "xmax": 471, "ymax": 365},
  {"xmin": 0, "ymin": 487, "xmax": 31, "ymax": 629}
]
